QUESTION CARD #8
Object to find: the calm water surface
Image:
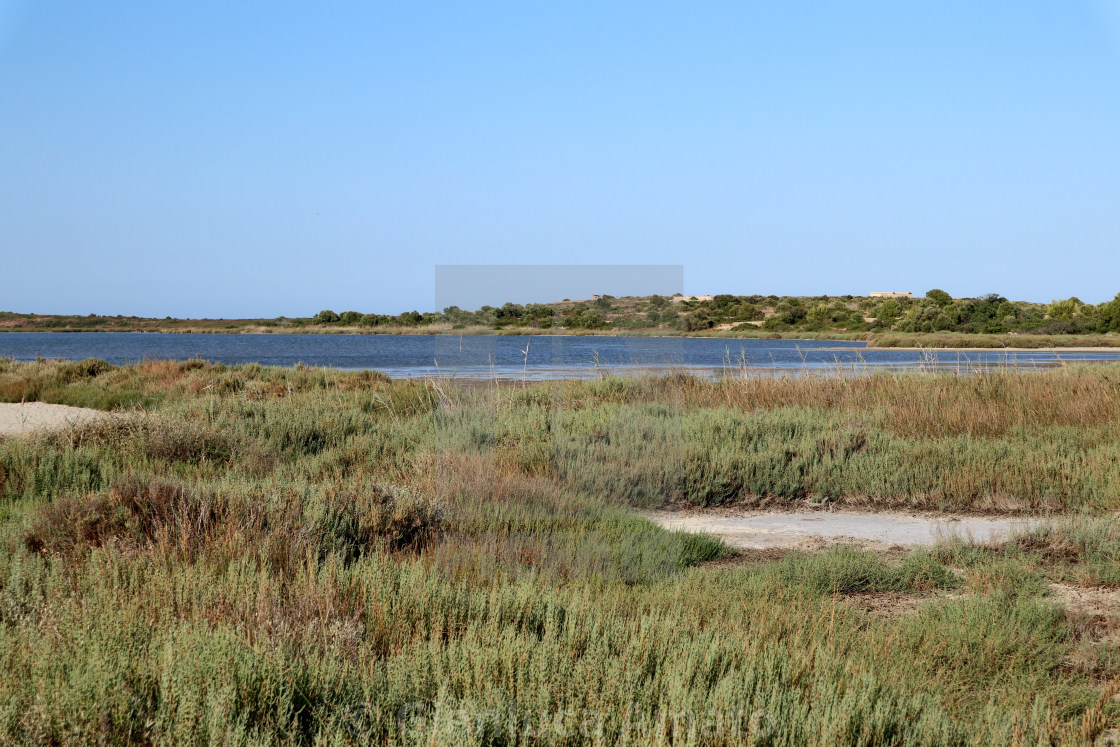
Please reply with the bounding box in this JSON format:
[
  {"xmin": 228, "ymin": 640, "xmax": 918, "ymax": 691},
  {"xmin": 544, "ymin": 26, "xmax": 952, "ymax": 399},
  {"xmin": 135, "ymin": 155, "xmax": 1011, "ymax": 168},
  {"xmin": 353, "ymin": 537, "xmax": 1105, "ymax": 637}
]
[{"xmin": 2, "ymin": 333, "xmax": 1118, "ymax": 379}]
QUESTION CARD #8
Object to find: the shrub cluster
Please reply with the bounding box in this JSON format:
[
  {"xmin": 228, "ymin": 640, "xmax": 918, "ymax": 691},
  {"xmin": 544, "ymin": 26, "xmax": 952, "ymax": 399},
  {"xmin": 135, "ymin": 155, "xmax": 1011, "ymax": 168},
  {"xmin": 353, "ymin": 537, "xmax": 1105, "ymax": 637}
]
[{"xmin": 23, "ymin": 476, "xmax": 445, "ymax": 566}]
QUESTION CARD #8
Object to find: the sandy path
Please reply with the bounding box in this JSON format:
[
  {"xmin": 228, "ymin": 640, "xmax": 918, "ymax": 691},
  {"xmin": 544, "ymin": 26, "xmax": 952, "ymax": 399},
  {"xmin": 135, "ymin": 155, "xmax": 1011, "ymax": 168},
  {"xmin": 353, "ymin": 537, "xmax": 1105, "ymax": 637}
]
[
  {"xmin": 648, "ymin": 509, "xmax": 1037, "ymax": 550},
  {"xmin": 0, "ymin": 402, "xmax": 107, "ymax": 436}
]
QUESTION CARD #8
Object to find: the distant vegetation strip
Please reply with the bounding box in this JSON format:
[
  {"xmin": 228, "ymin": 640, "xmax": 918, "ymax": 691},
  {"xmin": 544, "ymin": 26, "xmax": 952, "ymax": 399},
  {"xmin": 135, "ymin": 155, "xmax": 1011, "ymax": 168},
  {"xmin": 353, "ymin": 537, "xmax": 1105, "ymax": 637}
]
[{"xmin": 5, "ymin": 289, "xmax": 1120, "ymax": 347}]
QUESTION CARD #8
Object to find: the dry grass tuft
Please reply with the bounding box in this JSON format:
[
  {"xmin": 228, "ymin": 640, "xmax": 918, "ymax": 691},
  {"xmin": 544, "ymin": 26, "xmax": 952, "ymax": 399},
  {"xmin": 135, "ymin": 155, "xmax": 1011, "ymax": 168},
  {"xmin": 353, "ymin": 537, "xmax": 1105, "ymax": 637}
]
[{"xmin": 23, "ymin": 476, "xmax": 445, "ymax": 566}]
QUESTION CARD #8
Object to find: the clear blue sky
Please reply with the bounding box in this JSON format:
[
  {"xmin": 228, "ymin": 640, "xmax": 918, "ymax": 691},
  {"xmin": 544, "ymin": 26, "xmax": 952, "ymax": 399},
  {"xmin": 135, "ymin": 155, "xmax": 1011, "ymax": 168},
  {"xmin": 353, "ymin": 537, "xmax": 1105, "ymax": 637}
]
[{"xmin": 2, "ymin": 1, "xmax": 1119, "ymax": 316}]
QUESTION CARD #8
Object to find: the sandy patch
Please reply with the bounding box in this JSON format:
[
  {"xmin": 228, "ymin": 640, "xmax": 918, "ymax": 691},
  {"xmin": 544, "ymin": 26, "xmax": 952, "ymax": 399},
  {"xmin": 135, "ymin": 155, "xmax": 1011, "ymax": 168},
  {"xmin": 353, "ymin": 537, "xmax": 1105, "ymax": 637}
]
[
  {"xmin": 1052, "ymin": 584, "xmax": 1120, "ymax": 643},
  {"xmin": 0, "ymin": 402, "xmax": 107, "ymax": 436},
  {"xmin": 842, "ymin": 592, "xmax": 929, "ymax": 617},
  {"xmin": 1050, "ymin": 584, "xmax": 1120, "ymax": 698},
  {"xmin": 648, "ymin": 509, "xmax": 1036, "ymax": 550}
]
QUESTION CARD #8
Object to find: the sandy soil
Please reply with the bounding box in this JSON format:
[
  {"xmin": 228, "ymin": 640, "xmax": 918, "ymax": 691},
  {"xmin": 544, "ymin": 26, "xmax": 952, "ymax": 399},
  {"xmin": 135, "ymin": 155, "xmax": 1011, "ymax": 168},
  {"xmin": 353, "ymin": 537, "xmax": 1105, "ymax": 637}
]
[
  {"xmin": 0, "ymin": 402, "xmax": 107, "ymax": 436},
  {"xmin": 647, "ymin": 509, "xmax": 1037, "ymax": 551},
  {"xmin": 843, "ymin": 585, "xmax": 1120, "ymax": 626},
  {"xmin": 842, "ymin": 591, "xmax": 932, "ymax": 617},
  {"xmin": 1051, "ymin": 584, "xmax": 1120, "ymax": 642}
]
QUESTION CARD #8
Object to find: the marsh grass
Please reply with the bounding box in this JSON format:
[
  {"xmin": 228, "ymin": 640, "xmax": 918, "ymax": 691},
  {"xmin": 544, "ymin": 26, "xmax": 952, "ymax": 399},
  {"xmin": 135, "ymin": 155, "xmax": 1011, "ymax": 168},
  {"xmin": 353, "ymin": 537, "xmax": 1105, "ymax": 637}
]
[
  {"xmin": 935, "ymin": 514, "xmax": 1120, "ymax": 589},
  {"xmin": 0, "ymin": 360, "xmax": 1117, "ymax": 743},
  {"xmin": 20, "ymin": 476, "xmax": 445, "ymax": 569},
  {"xmin": 767, "ymin": 547, "xmax": 959, "ymax": 595},
  {"xmin": 870, "ymin": 332, "xmax": 1120, "ymax": 349}
]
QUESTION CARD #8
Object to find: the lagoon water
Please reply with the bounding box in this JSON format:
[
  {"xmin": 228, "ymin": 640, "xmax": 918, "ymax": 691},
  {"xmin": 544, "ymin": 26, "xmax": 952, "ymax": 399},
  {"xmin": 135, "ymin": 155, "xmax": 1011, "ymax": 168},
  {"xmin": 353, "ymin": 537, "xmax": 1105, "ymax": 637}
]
[{"xmin": 2, "ymin": 332, "xmax": 1119, "ymax": 380}]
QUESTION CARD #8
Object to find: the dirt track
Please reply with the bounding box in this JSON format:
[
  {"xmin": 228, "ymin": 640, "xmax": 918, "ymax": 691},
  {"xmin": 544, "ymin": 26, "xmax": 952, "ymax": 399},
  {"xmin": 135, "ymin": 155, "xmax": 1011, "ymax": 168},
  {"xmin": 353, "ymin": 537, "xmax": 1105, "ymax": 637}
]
[{"xmin": 648, "ymin": 509, "xmax": 1037, "ymax": 550}]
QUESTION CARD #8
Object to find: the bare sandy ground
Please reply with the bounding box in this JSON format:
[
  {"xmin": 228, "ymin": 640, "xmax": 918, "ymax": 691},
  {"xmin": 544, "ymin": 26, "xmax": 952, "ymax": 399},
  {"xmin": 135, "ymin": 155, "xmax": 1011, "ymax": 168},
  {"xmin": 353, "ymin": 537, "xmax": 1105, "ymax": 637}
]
[
  {"xmin": 648, "ymin": 509, "xmax": 1037, "ymax": 550},
  {"xmin": 0, "ymin": 402, "xmax": 107, "ymax": 436}
]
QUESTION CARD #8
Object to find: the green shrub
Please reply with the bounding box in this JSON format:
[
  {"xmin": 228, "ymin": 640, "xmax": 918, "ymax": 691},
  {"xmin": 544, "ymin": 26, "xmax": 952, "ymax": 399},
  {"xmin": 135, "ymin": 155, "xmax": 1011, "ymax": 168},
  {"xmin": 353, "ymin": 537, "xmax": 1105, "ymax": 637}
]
[
  {"xmin": 767, "ymin": 547, "xmax": 958, "ymax": 595},
  {"xmin": 315, "ymin": 484, "xmax": 446, "ymax": 557}
]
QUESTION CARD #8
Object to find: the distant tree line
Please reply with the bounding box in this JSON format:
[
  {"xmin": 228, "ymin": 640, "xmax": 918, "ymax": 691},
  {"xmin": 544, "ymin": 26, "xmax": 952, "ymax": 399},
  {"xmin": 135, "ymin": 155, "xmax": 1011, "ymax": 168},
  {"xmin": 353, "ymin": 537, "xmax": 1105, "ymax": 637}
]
[
  {"xmin": 295, "ymin": 290, "xmax": 1120, "ymax": 335},
  {"xmin": 299, "ymin": 296, "xmax": 637, "ymax": 331},
  {"xmin": 680, "ymin": 290, "xmax": 1120, "ymax": 335}
]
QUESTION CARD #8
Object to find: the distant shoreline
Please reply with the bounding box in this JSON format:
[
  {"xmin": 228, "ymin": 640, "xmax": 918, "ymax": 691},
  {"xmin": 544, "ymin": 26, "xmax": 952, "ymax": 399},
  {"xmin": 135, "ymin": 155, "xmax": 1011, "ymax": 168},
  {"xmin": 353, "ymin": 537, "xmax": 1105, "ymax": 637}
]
[
  {"xmin": 2, "ymin": 326, "xmax": 1120, "ymax": 351},
  {"xmin": 0, "ymin": 325, "xmax": 866, "ymax": 340},
  {"xmin": 6, "ymin": 291, "xmax": 1120, "ymax": 347}
]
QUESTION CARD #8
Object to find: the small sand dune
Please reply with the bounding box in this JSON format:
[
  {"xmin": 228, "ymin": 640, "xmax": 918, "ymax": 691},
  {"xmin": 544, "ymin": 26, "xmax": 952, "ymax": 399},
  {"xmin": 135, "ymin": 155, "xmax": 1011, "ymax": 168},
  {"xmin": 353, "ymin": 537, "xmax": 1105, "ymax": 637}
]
[{"xmin": 0, "ymin": 402, "xmax": 107, "ymax": 436}]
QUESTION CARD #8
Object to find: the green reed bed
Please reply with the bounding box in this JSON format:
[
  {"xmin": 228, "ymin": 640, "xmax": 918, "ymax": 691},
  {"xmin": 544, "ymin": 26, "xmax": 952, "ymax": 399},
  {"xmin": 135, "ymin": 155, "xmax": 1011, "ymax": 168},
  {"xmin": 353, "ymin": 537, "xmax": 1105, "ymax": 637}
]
[{"xmin": 0, "ymin": 358, "xmax": 1118, "ymax": 743}]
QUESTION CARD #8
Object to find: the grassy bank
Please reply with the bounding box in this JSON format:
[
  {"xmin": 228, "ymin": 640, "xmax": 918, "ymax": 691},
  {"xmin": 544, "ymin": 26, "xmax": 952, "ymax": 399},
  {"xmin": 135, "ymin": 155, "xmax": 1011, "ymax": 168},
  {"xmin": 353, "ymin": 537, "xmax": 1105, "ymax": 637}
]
[
  {"xmin": 869, "ymin": 332, "xmax": 1120, "ymax": 349},
  {"xmin": 1, "ymin": 359, "xmax": 1119, "ymax": 743}
]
